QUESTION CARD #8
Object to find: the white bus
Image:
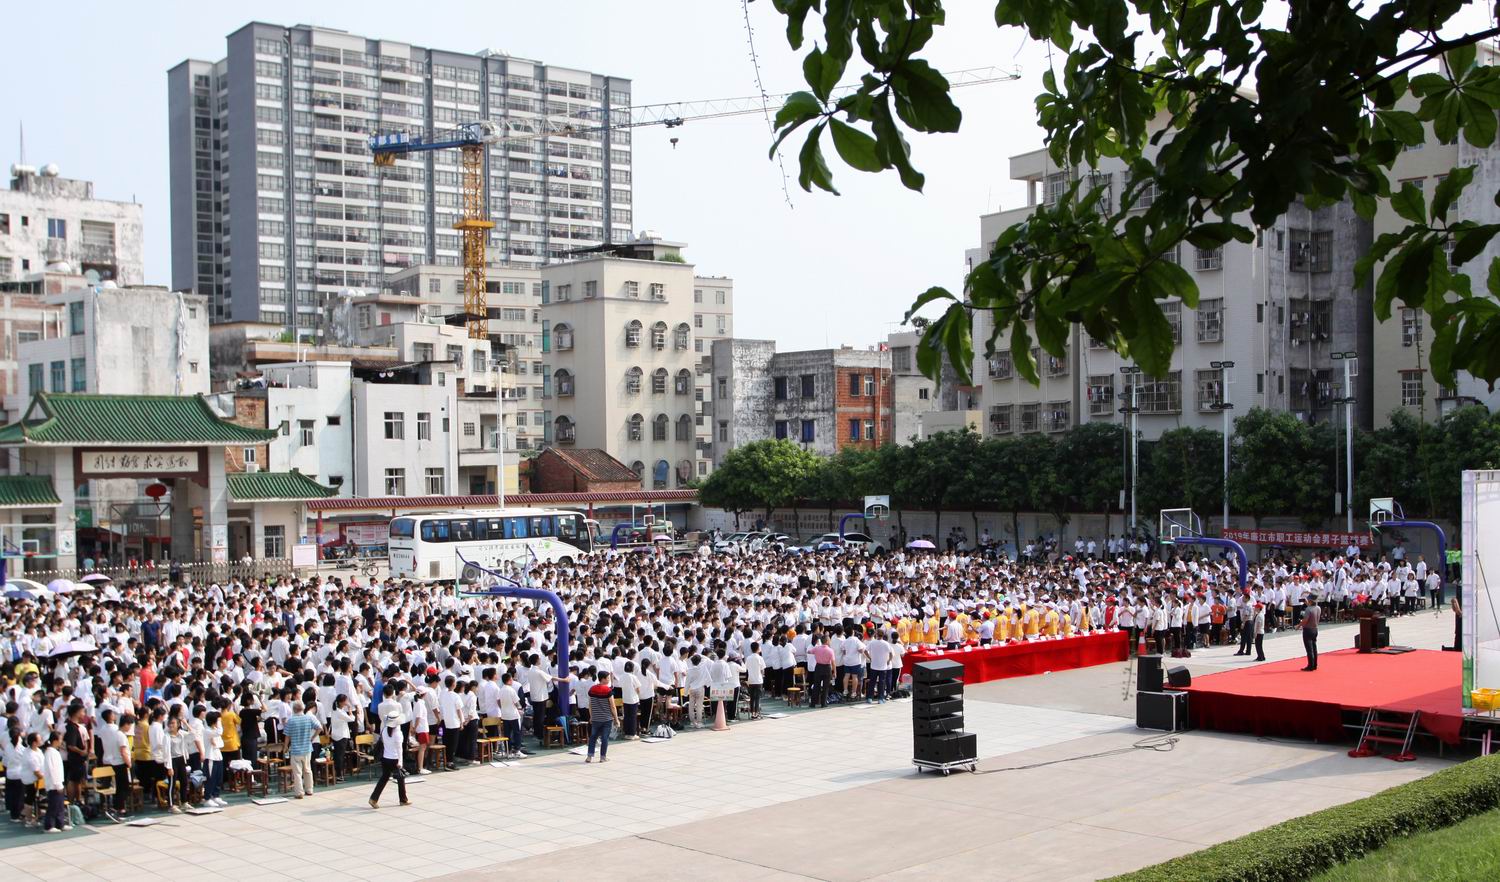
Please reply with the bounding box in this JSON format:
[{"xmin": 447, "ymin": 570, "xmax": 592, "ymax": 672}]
[{"xmin": 388, "ymin": 508, "xmax": 594, "ymax": 582}]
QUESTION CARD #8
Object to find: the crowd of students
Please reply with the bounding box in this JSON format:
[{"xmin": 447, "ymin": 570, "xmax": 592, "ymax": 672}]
[{"xmin": 0, "ymin": 540, "xmax": 1426, "ymax": 828}]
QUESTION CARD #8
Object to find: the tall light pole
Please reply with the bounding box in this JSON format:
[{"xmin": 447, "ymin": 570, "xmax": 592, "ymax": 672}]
[
  {"xmin": 492, "ymin": 361, "xmax": 507, "ymax": 508},
  {"xmin": 1210, "ymin": 360, "xmax": 1235, "ymax": 532},
  {"xmin": 1119, "ymin": 366, "xmax": 1142, "ymax": 538},
  {"xmin": 1331, "ymin": 351, "xmax": 1357, "ymax": 532}
]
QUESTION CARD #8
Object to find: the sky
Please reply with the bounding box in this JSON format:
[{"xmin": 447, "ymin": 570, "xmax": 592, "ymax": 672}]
[{"xmin": 0, "ymin": 0, "xmax": 1054, "ymax": 351}]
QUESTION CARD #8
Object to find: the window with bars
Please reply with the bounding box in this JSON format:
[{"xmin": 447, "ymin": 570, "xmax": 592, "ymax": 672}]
[
  {"xmin": 1087, "ymin": 375, "xmax": 1115, "ymax": 416},
  {"xmin": 1401, "ymin": 307, "xmax": 1423, "ymax": 347},
  {"xmin": 1162, "ymin": 301, "xmax": 1182, "ymax": 344},
  {"xmin": 989, "ymin": 404, "xmax": 1013, "ymax": 435},
  {"xmin": 651, "ymin": 322, "xmax": 668, "ymax": 350},
  {"xmin": 988, "ymin": 351, "xmax": 1013, "ymax": 379},
  {"xmin": 652, "ymin": 414, "xmax": 668, "ymax": 441},
  {"xmin": 1289, "ymin": 229, "xmax": 1333, "ymax": 272},
  {"xmin": 1020, "ymin": 403, "xmax": 1040, "ymax": 433},
  {"xmin": 625, "ymin": 320, "xmax": 642, "ymax": 347},
  {"xmin": 1400, "ymin": 370, "xmax": 1425, "ymax": 407},
  {"xmin": 1194, "ymin": 247, "xmax": 1223, "ymax": 271},
  {"xmin": 1196, "ymin": 369, "xmax": 1224, "ymax": 412},
  {"xmin": 1044, "ymin": 349, "xmax": 1069, "ymax": 378},
  {"xmin": 1197, "ymin": 299, "xmax": 1223, "ymax": 343},
  {"xmin": 1043, "ymin": 171, "xmax": 1069, "ymax": 206},
  {"xmin": 623, "ymin": 280, "xmax": 640, "ymax": 298},
  {"xmin": 652, "ymin": 368, "xmax": 668, "ymax": 394},
  {"xmin": 628, "ymin": 414, "xmax": 644, "ymax": 441},
  {"xmin": 1289, "ymin": 299, "xmax": 1331, "ymax": 345},
  {"xmin": 625, "ymin": 367, "xmax": 642, "ymax": 395},
  {"xmin": 1042, "ymin": 400, "xmax": 1071, "ymax": 432},
  {"xmin": 1137, "ymin": 371, "xmax": 1182, "ymax": 413}
]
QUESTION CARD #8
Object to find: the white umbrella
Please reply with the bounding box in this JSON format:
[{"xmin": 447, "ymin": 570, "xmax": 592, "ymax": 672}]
[
  {"xmin": 3, "ymin": 584, "xmax": 42, "ymax": 601},
  {"xmin": 78, "ymin": 573, "xmax": 113, "ymax": 584},
  {"xmin": 48, "ymin": 638, "xmax": 99, "ymax": 660},
  {"xmin": 46, "ymin": 578, "xmax": 74, "ymax": 594},
  {"xmin": 6, "ymin": 577, "xmax": 46, "ymax": 593},
  {"xmin": 906, "ymin": 539, "xmax": 937, "ymax": 549}
]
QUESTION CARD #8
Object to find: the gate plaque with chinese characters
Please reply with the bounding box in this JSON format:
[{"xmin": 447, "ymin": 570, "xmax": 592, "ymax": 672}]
[{"xmin": 80, "ymin": 450, "xmax": 200, "ymax": 475}]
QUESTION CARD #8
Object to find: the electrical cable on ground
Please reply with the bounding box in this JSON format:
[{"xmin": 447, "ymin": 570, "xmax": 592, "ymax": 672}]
[{"xmin": 971, "ymin": 732, "xmax": 1179, "ymax": 774}]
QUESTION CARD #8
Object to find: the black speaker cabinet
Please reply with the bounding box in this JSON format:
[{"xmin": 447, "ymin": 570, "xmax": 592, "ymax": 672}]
[
  {"xmin": 912, "ymin": 697, "xmax": 964, "ymax": 718},
  {"xmin": 1136, "ymin": 690, "xmax": 1189, "ymax": 731},
  {"xmin": 913, "ymin": 732, "xmax": 977, "ymax": 765},
  {"xmin": 913, "ymin": 678, "xmax": 964, "ymax": 701},
  {"xmin": 1138, "ymin": 654, "xmax": 1164, "ymax": 693},
  {"xmin": 1166, "ymin": 666, "xmax": 1192, "ymax": 689},
  {"xmin": 912, "ymin": 659, "xmax": 965, "ymax": 683},
  {"xmin": 1357, "ymin": 616, "xmax": 1392, "ymax": 652},
  {"xmin": 913, "ymin": 713, "xmax": 965, "ymax": 736}
]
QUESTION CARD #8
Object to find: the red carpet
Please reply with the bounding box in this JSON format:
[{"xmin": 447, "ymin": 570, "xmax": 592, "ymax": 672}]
[
  {"xmin": 903, "ymin": 632, "xmax": 1128, "ymax": 683},
  {"xmin": 1181, "ymin": 648, "xmax": 1464, "ymax": 744}
]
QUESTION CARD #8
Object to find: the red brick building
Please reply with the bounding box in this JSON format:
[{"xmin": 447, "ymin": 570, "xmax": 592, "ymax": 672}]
[
  {"xmin": 530, "ymin": 447, "xmax": 644, "ymax": 493},
  {"xmin": 833, "ymin": 365, "xmax": 894, "ymax": 451}
]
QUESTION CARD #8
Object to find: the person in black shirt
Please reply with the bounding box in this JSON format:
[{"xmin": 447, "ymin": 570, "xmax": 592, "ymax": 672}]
[{"xmin": 63, "ymin": 704, "xmax": 90, "ymax": 806}]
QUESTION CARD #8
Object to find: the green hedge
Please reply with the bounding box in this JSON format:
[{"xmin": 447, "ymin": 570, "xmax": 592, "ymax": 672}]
[{"xmin": 1107, "ymin": 753, "xmax": 1500, "ymax": 882}]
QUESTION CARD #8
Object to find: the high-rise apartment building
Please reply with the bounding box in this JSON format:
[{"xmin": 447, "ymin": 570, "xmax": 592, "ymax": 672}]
[
  {"xmin": 968, "ymin": 130, "xmax": 1373, "ymax": 443},
  {"xmin": 169, "ymin": 22, "xmax": 632, "ymax": 334}
]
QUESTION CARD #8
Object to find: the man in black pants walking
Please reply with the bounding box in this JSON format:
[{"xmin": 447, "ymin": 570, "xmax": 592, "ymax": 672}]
[{"xmin": 1301, "ymin": 602, "xmax": 1321, "ymax": 671}]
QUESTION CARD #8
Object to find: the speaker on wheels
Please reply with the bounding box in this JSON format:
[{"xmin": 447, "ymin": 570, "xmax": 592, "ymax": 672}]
[
  {"xmin": 912, "ymin": 660, "xmax": 976, "ymax": 768},
  {"xmin": 1166, "ymin": 666, "xmax": 1191, "ymax": 689},
  {"xmin": 1136, "ymin": 690, "xmax": 1190, "ymax": 731}
]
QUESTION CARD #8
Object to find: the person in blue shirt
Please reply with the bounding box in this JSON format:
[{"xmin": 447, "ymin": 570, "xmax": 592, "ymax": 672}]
[{"xmin": 283, "ymin": 702, "xmax": 320, "ymax": 798}]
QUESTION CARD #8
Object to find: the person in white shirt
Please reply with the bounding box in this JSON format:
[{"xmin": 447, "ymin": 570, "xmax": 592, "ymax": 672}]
[
  {"xmin": 684, "ymin": 654, "xmax": 711, "ymax": 729},
  {"xmin": 865, "ymin": 634, "xmax": 892, "ymax": 703},
  {"xmin": 202, "ymin": 711, "xmax": 226, "ymax": 807},
  {"xmin": 497, "ymin": 672, "xmax": 525, "ymax": 757},
  {"xmin": 368, "ymin": 708, "xmax": 409, "ymax": 809},
  {"xmin": 438, "ymin": 676, "xmax": 464, "ymax": 770},
  {"xmin": 329, "ymin": 695, "xmax": 356, "ymax": 779},
  {"xmin": 619, "ymin": 660, "xmax": 641, "ymax": 738},
  {"xmin": 744, "ymin": 643, "xmax": 766, "ymax": 719},
  {"xmin": 39, "ymin": 731, "xmax": 68, "ymax": 832}
]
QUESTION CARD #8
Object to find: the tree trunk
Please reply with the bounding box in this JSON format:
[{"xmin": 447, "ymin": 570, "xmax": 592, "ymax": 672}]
[
  {"xmin": 1011, "ymin": 510, "xmax": 1021, "ymax": 559},
  {"xmin": 934, "ymin": 508, "xmax": 943, "ymax": 542},
  {"xmin": 972, "ymin": 511, "xmax": 980, "ymax": 549}
]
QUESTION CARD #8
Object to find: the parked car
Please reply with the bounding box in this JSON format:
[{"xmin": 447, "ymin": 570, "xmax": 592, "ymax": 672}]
[{"xmin": 800, "ymin": 531, "xmax": 883, "ymax": 554}]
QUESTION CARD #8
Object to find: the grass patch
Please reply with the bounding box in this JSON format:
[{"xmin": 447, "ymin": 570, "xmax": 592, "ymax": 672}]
[{"xmin": 1308, "ymin": 806, "xmax": 1500, "ymax": 882}]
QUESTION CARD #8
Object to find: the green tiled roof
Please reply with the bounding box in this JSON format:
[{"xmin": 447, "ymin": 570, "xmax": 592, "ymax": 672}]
[
  {"xmin": 228, "ymin": 471, "xmax": 336, "ymax": 501},
  {"xmin": 0, "ymin": 394, "xmax": 278, "ymax": 446},
  {"xmin": 0, "ymin": 475, "xmax": 59, "ymax": 508}
]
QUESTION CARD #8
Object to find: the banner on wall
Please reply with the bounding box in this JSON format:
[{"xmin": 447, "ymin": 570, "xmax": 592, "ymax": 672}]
[{"xmin": 1461, "ymin": 470, "xmax": 1500, "ymax": 709}]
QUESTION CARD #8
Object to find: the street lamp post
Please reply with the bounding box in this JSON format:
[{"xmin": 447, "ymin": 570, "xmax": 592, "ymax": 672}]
[
  {"xmin": 1331, "ymin": 352, "xmax": 1357, "ymax": 532},
  {"xmin": 492, "ymin": 362, "xmax": 507, "ymax": 508},
  {"xmin": 1210, "ymin": 360, "xmax": 1235, "ymax": 532},
  {"xmin": 1119, "ymin": 366, "xmax": 1142, "ymax": 538}
]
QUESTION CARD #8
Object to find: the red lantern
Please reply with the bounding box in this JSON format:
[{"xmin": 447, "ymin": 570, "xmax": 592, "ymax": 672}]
[{"xmin": 144, "ymin": 483, "xmax": 168, "ymax": 499}]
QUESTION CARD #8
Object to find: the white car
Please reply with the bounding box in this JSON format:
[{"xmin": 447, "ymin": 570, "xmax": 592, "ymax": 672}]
[{"xmin": 803, "ymin": 532, "xmax": 883, "ymax": 553}]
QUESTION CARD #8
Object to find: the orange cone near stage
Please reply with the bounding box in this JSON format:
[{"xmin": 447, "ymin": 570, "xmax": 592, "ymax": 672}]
[{"xmin": 713, "ymin": 700, "xmax": 729, "ymax": 731}]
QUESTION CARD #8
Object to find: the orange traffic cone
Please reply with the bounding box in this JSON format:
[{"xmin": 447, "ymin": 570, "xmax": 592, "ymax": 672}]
[{"xmin": 712, "ymin": 699, "xmax": 729, "ymax": 731}]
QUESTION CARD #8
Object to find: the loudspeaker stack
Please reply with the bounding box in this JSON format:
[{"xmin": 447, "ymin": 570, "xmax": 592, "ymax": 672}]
[
  {"xmin": 912, "ymin": 659, "xmax": 977, "ymax": 767},
  {"xmin": 1134, "ymin": 653, "xmax": 1190, "ymax": 732}
]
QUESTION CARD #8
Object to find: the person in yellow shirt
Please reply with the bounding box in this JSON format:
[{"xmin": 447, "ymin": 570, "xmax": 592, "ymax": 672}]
[
  {"xmin": 1044, "ymin": 606, "xmax": 1062, "ymax": 638},
  {"xmin": 220, "ymin": 699, "xmax": 242, "ymax": 762},
  {"xmin": 995, "ymin": 608, "xmax": 1011, "ymax": 643},
  {"xmin": 1023, "ymin": 606, "xmax": 1041, "ymax": 639}
]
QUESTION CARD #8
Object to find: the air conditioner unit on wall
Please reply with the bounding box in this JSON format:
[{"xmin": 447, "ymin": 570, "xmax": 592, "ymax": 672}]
[{"xmin": 245, "ymin": 463, "xmax": 260, "ymax": 473}]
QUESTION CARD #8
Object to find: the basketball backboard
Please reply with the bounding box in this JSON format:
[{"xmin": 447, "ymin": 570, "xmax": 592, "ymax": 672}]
[
  {"xmin": 1158, "ymin": 508, "xmax": 1203, "ymax": 544},
  {"xmin": 864, "ymin": 495, "xmax": 891, "ymax": 521},
  {"xmin": 1370, "ymin": 497, "xmax": 1401, "ymax": 526}
]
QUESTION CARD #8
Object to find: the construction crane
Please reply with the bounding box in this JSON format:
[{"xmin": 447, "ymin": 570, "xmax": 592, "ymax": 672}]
[{"xmin": 368, "ymin": 66, "xmax": 1020, "ymax": 340}]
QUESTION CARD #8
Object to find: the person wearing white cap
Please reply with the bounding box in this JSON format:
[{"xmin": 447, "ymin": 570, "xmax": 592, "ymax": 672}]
[{"xmin": 369, "ymin": 707, "xmax": 410, "ymax": 809}]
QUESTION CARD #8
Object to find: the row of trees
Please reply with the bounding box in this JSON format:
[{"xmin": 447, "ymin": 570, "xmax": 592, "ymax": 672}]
[{"xmin": 698, "ymin": 406, "xmax": 1500, "ymax": 536}]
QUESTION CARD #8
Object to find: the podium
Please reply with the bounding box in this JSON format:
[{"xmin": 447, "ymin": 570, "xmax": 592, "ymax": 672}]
[{"xmin": 912, "ymin": 659, "xmax": 977, "ymax": 775}]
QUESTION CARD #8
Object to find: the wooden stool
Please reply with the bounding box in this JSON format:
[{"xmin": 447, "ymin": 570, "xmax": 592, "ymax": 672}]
[
  {"xmin": 313, "ymin": 756, "xmax": 337, "ymax": 786},
  {"xmin": 426, "ymin": 743, "xmax": 448, "ymax": 771},
  {"xmin": 784, "ymin": 686, "xmax": 804, "ymax": 708},
  {"xmin": 543, "ymin": 726, "xmax": 564, "ymax": 748},
  {"xmin": 570, "ymin": 720, "xmax": 589, "ymax": 743},
  {"xmin": 231, "ymin": 767, "xmax": 269, "ymax": 797}
]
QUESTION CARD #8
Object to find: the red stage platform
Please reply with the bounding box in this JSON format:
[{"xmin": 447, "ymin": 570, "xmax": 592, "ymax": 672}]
[
  {"xmin": 1181, "ymin": 648, "xmax": 1464, "ymax": 745},
  {"xmin": 902, "ymin": 631, "xmax": 1128, "ymax": 684}
]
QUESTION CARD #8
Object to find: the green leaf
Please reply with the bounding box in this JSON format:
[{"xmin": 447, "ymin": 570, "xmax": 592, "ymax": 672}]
[
  {"xmin": 1450, "ymin": 224, "xmax": 1500, "ymax": 267},
  {"xmin": 773, "ymin": 91, "xmax": 823, "ymax": 130},
  {"xmin": 828, "ymin": 118, "xmax": 883, "ymax": 172},
  {"xmin": 1376, "ymin": 109, "xmax": 1424, "ymax": 147},
  {"xmin": 937, "ymin": 302, "xmax": 974, "ymax": 387},
  {"xmin": 796, "ymin": 122, "xmax": 838, "ymax": 194},
  {"xmin": 871, "ymin": 95, "xmax": 924, "ymax": 191},
  {"xmin": 1125, "ymin": 286, "xmax": 1174, "ymax": 376},
  {"xmin": 904, "ymin": 286, "xmax": 956, "ymax": 323},
  {"xmin": 1447, "ymin": 43, "xmax": 1478, "ymax": 79},
  {"xmin": 1391, "ymin": 179, "xmax": 1427, "ymax": 224},
  {"xmin": 802, "ymin": 46, "xmax": 840, "ymax": 103},
  {"xmin": 1033, "ymin": 307, "xmax": 1068, "ymax": 356},
  {"xmin": 1461, "ymin": 95, "xmax": 1498, "ymax": 148},
  {"xmin": 1143, "ymin": 259, "xmax": 1200, "ymax": 309},
  {"xmin": 1009, "ymin": 319, "xmax": 1039, "ymax": 385},
  {"xmin": 1430, "ymin": 165, "xmax": 1474, "ymax": 221},
  {"xmin": 891, "ymin": 60, "xmax": 961, "ymax": 133}
]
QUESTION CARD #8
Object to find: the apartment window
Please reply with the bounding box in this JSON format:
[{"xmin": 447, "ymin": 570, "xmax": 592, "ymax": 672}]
[
  {"xmin": 718, "ymin": 421, "xmax": 728, "ymax": 442},
  {"xmin": 413, "ymin": 342, "xmax": 434, "ymax": 362},
  {"xmin": 862, "ymin": 419, "xmax": 876, "ymax": 440},
  {"xmin": 243, "ymin": 447, "xmax": 257, "ymax": 465},
  {"xmin": 1289, "ymin": 229, "xmax": 1333, "ymax": 272},
  {"xmin": 864, "ymin": 374, "xmax": 875, "ymax": 396},
  {"xmin": 649, "ymin": 283, "xmax": 665, "ymax": 301},
  {"xmin": 583, "ymin": 280, "xmax": 597, "ymax": 298},
  {"xmin": 555, "ymin": 284, "xmax": 571, "ymax": 301},
  {"xmin": 424, "ymin": 467, "xmax": 445, "ymax": 495},
  {"xmin": 69, "ymin": 357, "xmax": 86, "ymax": 392},
  {"xmin": 989, "ymin": 404, "xmax": 1013, "ymax": 435},
  {"xmin": 716, "ymin": 315, "xmax": 726, "ymax": 334},
  {"xmin": 626, "ymin": 367, "xmax": 643, "ymax": 394},
  {"xmin": 774, "ymin": 376, "xmax": 788, "ymax": 400},
  {"xmin": 849, "ymin": 373, "xmax": 861, "ymax": 396},
  {"xmin": 694, "ymin": 314, "xmax": 704, "ymax": 329},
  {"xmin": 988, "ymin": 351, "xmax": 1013, "ymax": 380},
  {"xmin": 27, "ymin": 364, "xmax": 42, "ymax": 395},
  {"xmin": 1194, "ymin": 247, "xmax": 1223, "ymax": 271},
  {"xmin": 1401, "ymin": 307, "xmax": 1423, "ymax": 347},
  {"xmin": 1044, "ymin": 349, "xmax": 1069, "ymax": 378},
  {"xmin": 800, "ymin": 374, "xmax": 815, "ymax": 398},
  {"xmin": 651, "ymin": 322, "xmax": 667, "ymax": 350},
  {"xmin": 716, "ymin": 290, "xmax": 727, "ymax": 305},
  {"xmin": 891, "ymin": 347, "xmax": 912, "ymax": 372},
  {"xmin": 1087, "ymin": 375, "xmax": 1115, "ymax": 416},
  {"xmin": 68, "ymin": 301, "xmax": 85, "ymax": 336},
  {"xmin": 775, "ymin": 420, "xmax": 789, "ymax": 440},
  {"xmin": 49, "ymin": 360, "xmax": 65, "ymax": 393},
  {"xmin": 1160, "ymin": 243, "xmax": 1181, "ymax": 265},
  {"xmin": 428, "ymin": 278, "xmax": 442, "ymax": 294},
  {"xmin": 447, "ymin": 345, "xmax": 463, "ymax": 366},
  {"xmin": 918, "ymin": 388, "xmax": 929, "ymax": 400},
  {"xmin": 1042, "ymin": 401, "xmax": 1070, "ymax": 432},
  {"xmin": 383, "ymin": 411, "xmax": 404, "ymax": 440},
  {"xmin": 718, "ymin": 377, "xmax": 728, "ymax": 400},
  {"xmin": 1043, "ymin": 172, "xmax": 1068, "ymax": 206},
  {"xmin": 416, "ymin": 412, "xmax": 431, "ymax": 440},
  {"xmin": 1196, "ymin": 369, "xmax": 1225, "ymax": 412},
  {"xmin": 625, "ymin": 320, "xmax": 642, "ymax": 347},
  {"xmin": 47, "ymin": 218, "xmax": 66, "ymax": 240},
  {"xmin": 623, "ymin": 280, "xmax": 639, "ymax": 298},
  {"xmin": 1290, "ymin": 298, "xmax": 1332, "ymax": 344},
  {"xmin": 694, "ymin": 289, "xmax": 703, "ymax": 303},
  {"xmin": 628, "ymin": 413, "xmax": 644, "ymax": 441},
  {"xmin": 263, "ymin": 525, "xmax": 286, "ymax": 559},
  {"xmin": 1162, "ymin": 301, "xmax": 1182, "ymax": 344},
  {"xmin": 652, "ymin": 368, "xmax": 668, "ymax": 394},
  {"xmin": 383, "ymin": 468, "xmax": 406, "ymax": 495},
  {"xmin": 1131, "ymin": 173, "xmax": 1158, "ymax": 209},
  {"xmin": 472, "ymin": 350, "xmax": 486, "ymax": 374},
  {"xmin": 1020, "ymin": 403, "xmax": 1040, "ymax": 433},
  {"xmin": 298, "ymin": 419, "xmax": 314, "ymax": 446},
  {"xmin": 1088, "ymin": 334, "xmax": 1110, "ymax": 350},
  {"xmin": 848, "ymin": 419, "xmax": 861, "ymax": 442},
  {"xmin": 1400, "ymin": 370, "xmax": 1425, "ymax": 407},
  {"xmin": 652, "ymin": 414, "xmax": 669, "ymax": 441},
  {"xmin": 1138, "ymin": 371, "xmax": 1183, "ymax": 414},
  {"xmin": 1196, "ymin": 298, "xmax": 1223, "ymax": 343}
]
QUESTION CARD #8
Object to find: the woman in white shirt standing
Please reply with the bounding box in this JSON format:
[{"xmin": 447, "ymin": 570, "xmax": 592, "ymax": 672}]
[
  {"xmin": 202, "ymin": 710, "xmax": 226, "ymax": 807},
  {"xmin": 330, "ymin": 694, "xmax": 355, "ymax": 780},
  {"xmin": 619, "ymin": 660, "xmax": 640, "ymax": 738}
]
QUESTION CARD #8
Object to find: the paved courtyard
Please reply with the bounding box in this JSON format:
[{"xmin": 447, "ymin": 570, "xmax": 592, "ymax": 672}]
[{"xmin": 0, "ymin": 610, "xmax": 1461, "ymax": 881}]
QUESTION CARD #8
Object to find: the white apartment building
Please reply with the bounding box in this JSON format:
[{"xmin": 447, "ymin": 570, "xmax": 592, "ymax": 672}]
[
  {"xmin": 0, "ymin": 164, "xmax": 145, "ymax": 286},
  {"xmin": 257, "ymin": 361, "xmax": 355, "ymax": 492},
  {"xmin": 969, "ymin": 133, "xmax": 1373, "ymax": 442},
  {"xmin": 541, "ymin": 234, "xmax": 702, "ymax": 487},
  {"xmin": 169, "ymin": 22, "xmax": 631, "ymax": 334},
  {"xmin": 1371, "ymin": 78, "xmax": 1500, "ymax": 423}
]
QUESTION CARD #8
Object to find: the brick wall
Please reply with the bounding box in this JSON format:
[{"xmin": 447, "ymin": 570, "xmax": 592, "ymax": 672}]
[
  {"xmin": 223, "ymin": 394, "xmax": 269, "ymax": 473},
  {"xmin": 833, "ymin": 366, "xmax": 894, "ymax": 451}
]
